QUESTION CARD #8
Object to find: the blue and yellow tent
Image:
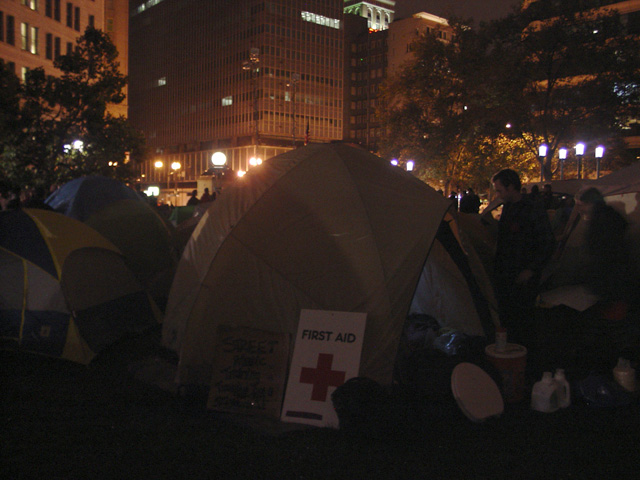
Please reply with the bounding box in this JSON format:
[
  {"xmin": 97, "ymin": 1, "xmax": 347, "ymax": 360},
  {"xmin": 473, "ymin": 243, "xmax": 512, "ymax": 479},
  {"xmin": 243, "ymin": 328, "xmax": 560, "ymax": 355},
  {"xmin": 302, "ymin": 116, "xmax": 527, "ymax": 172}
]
[
  {"xmin": 0, "ymin": 209, "xmax": 160, "ymax": 364},
  {"xmin": 46, "ymin": 175, "xmax": 178, "ymax": 311}
]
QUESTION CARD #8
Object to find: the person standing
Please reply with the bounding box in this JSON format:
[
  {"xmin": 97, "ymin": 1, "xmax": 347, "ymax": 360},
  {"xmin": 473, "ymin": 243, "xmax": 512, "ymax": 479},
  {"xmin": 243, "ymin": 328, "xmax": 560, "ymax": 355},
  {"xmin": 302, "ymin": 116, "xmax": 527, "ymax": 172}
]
[
  {"xmin": 200, "ymin": 187, "xmax": 213, "ymax": 203},
  {"xmin": 460, "ymin": 188, "xmax": 481, "ymax": 214},
  {"xmin": 574, "ymin": 187, "xmax": 634, "ymax": 320},
  {"xmin": 491, "ymin": 169, "xmax": 556, "ymax": 348},
  {"xmin": 187, "ymin": 189, "xmax": 200, "ymax": 206}
]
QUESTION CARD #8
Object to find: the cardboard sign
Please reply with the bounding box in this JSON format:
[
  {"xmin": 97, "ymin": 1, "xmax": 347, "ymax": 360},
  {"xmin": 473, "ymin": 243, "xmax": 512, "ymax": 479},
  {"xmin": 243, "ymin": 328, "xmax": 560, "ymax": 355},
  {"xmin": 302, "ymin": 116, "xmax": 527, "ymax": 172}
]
[
  {"xmin": 207, "ymin": 326, "xmax": 290, "ymax": 418},
  {"xmin": 281, "ymin": 309, "xmax": 367, "ymax": 428}
]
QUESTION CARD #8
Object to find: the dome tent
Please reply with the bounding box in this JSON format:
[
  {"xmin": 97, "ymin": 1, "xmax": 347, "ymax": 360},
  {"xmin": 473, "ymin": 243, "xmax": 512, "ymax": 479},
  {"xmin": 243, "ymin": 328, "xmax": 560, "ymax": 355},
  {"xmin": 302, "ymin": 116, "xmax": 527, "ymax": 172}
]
[
  {"xmin": 163, "ymin": 143, "xmax": 498, "ymax": 387},
  {"xmin": 0, "ymin": 209, "xmax": 160, "ymax": 364},
  {"xmin": 46, "ymin": 175, "xmax": 178, "ymax": 311}
]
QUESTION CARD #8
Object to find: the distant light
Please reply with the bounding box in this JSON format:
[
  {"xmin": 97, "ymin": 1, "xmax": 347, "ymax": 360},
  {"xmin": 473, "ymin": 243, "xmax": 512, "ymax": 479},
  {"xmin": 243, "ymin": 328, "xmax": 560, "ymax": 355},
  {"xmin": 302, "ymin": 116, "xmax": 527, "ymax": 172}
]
[
  {"xmin": 154, "ymin": 160, "xmax": 164, "ymax": 168},
  {"xmin": 575, "ymin": 143, "xmax": 585, "ymax": 156},
  {"xmin": 390, "ymin": 159, "xmax": 398, "ymax": 166},
  {"xmin": 237, "ymin": 170, "xmax": 246, "ymax": 177},
  {"xmin": 559, "ymin": 148, "xmax": 567, "ymax": 160},
  {"xmin": 406, "ymin": 160, "xmax": 414, "ymax": 171},
  {"xmin": 63, "ymin": 140, "xmax": 84, "ymax": 153},
  {"xmin": 506, "ymin": 123, "xmax": 512, "ymax": 129},
  {"xmin": 538, "ymin": 144, "xmax": 548, "ymax": 157},
  {"xmin": 249, "ymin": 157, "xmax": 263, "ymax": 167},
  {"xmin": 211, "ymin": 151, "xmax": 227, "ymax": 167},
  {"xmin": 171, "ymin": 161, "xmax": 181, "ymax": 171},
  {"xmin": 145, "ymin": 186, "xmax": 160, "ymax": 197},
  {"xmin": 595, "ymin": 146, "xmax": 605, "ymax": 158}
]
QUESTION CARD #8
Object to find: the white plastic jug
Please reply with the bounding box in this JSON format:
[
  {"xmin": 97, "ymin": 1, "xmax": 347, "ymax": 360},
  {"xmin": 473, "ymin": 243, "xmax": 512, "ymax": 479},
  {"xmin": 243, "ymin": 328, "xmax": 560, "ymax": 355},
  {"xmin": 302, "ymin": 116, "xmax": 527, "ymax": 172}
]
[
  {"xmin": 531, "ymin": 372, "xmax": 559, "ymax": 413},
  {"xmin": 554, "ymin": 368, "xmax": 571, "ymax": 408}
]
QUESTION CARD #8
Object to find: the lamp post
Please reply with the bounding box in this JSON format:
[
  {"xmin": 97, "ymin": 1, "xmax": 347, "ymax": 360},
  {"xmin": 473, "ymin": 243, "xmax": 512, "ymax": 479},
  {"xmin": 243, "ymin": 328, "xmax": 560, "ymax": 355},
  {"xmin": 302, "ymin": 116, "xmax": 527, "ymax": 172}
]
[
  {"xmin": 558, "ymin": 148, "xmax": 567, "ymax": 180},
  {"xmin": 154, "ymin": 160, "xmax": 164, "ymax": 184},
  {"xmin": 170, "ymin": 161, "xmax": 181, "ymax": 196},
  {"xmin": 595, "ymin": 145, "xmax": 605, "ymax": 179},
  {"xmin": 538, "ymin": 144, "xmax": 547, "ymax": 182},
  {"xmin": 575, "ymin": 142, "xmax": 585, "ymax": 179},
  {"xmin": 242, "ymin": 47, "xmax": 260, "ymax": 161}
]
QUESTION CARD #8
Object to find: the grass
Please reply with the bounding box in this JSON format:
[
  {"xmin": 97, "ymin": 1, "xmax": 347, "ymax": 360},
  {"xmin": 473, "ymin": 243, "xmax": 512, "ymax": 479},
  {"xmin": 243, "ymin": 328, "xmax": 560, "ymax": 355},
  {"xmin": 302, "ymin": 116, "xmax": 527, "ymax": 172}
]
[{"xmin": 2, "ymin": 323, "xmax": 640, "ymax": 479}]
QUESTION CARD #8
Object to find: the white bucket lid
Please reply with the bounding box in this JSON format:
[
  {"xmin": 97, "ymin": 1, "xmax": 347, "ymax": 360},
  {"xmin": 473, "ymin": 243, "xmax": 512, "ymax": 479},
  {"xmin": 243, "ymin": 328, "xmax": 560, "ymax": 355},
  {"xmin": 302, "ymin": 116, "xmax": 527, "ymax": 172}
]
[{"xmin": 451, "ymin": 362, "xmax": 504, "ymax": 422}]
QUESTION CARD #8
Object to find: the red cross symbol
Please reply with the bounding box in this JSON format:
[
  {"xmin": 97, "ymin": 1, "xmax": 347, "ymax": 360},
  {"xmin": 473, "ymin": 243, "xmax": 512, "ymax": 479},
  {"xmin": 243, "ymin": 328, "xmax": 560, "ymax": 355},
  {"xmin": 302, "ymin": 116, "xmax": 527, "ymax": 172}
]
[{"xmin": 299, "ymin": 353, "xmax": 346, "ymax": 402}]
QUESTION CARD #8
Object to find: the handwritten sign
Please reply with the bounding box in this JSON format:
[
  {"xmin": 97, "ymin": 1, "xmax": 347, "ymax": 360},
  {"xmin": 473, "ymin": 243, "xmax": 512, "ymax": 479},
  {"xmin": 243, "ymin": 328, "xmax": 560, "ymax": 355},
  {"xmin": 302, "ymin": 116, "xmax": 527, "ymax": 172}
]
[
  {"xmin": 281, "ymin": 309, "xmax": 366, "ymax": 428},
  {"xmin": 207, "ymin": 326, "xmax": 290, "ymax": 418}
]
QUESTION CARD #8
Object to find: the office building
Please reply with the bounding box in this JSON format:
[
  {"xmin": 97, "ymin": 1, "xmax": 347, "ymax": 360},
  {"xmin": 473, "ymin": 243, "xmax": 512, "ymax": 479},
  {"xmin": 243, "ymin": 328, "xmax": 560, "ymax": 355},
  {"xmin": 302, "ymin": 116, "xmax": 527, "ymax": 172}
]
[{"xmin": 129, "ymin": 0, "xmax": 346, "ymax": 189}]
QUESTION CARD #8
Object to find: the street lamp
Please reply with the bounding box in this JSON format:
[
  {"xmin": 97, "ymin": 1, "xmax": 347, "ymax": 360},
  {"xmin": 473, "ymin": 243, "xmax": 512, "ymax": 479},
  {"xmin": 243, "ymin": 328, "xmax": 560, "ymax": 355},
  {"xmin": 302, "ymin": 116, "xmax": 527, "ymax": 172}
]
[
  {"xmin": 558, "ymin": 148, "xmax": 567, "ymax": 180},
  {"xmin": 595, "ymin": 145, "xmax": 605, "ymax": 179},
  {"xmin": 154, "ymin": 160, "xmax": 164, "ymax": 185},
  {"xmin": 170, "ymin": 161, "xmax": 181, "ymax": 194},
  {"xmin": 575, "ymin": 142, "xmax": 585, "ymax": 179},
  {"xmin": 538, "ymin": 144, "xmax": 547, "ymax": 181}
]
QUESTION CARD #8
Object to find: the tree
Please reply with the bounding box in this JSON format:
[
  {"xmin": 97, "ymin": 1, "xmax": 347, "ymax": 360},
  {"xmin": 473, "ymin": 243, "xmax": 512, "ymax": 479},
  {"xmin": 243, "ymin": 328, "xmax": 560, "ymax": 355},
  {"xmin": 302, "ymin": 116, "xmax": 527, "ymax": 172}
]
[
  {"xmin": 376, "ymin": 24, "xmax": 539, "ymax": 194},
  {"xmin": 482, "ymin": 2, "xmax": 640, "ymax": 180},
  {"xmin": 0, "ymin": 27, "xmax": 146, "ymax": 194}
]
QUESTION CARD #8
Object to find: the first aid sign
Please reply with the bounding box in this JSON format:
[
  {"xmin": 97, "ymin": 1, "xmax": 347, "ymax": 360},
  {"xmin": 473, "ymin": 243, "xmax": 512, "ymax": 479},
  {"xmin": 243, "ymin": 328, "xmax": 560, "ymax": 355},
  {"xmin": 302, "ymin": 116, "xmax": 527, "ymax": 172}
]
[{"xmin": 281, "ymin": 309, "xmax": 366, "ymax": 428}]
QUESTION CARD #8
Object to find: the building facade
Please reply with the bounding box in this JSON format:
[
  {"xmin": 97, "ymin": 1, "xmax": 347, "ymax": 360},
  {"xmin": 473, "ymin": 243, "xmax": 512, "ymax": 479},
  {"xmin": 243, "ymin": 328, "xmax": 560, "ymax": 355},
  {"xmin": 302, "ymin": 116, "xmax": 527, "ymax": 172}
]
[
  {"xmin": 343, "ymin": 0, "xmax": 395, "ymax": 30},
  {"xmin": 0, "ymin": 0, "xmax": 129, "ymax": 116},
  {"xmin": 129, "ymin": 0, "xmax": 346, "ymax": 190},
  {"xmin": 344, "ymin": 11, "xmax": 452, "ymax": 152}
]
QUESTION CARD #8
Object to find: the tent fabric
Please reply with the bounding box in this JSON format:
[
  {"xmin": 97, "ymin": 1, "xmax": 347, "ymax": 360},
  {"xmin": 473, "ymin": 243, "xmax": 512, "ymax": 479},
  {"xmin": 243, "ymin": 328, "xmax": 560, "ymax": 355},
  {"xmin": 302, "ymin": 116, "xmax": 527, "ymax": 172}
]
[
  {"xmin": 45, "ymin": 175, "xmax": 141, "ymax": 222},
  {"xmin": 163, "ymin": 143, "xmax": 498, "ymax": 387},
  {"xmin": 0, "ymin": 209, "xmax": 159, "ymax": 364},
  {"xmin": 46, "ymin": 175, "xmax": 178, "ymax": 310}
]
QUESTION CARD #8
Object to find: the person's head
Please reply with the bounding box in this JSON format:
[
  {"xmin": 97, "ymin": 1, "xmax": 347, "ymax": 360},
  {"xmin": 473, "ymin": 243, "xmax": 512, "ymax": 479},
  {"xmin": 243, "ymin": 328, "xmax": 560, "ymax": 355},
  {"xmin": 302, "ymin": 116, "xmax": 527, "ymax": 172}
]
[
  {"xmin": 492, "ymin": 169, "xmax": 522, "ymax": 203},
  {"xmin": 543, "ymin": 184, "xmax": 552, "ymax": 194},
  {"xmin": 191, "ymin": 189, "xmax": 197, "ymax": 196},
  {"xmin": 204, "ymin": 188, "xmax": 209, "ymax": 193},
  {"xmin": 575, "ymin": 187, "xmax": 605, "ymax": 219},
  {"xmin": 530, "ymin": 185, "xmax": 539, "ymax": 195}
]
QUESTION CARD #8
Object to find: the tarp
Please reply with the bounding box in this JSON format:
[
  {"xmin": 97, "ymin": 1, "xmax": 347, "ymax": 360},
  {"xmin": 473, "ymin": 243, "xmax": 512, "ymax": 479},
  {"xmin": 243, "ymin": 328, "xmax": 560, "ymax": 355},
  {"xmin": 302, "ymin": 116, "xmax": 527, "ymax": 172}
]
[
  {"xmin": 162, "ymin": 143, "xmax": 498, "ymax": 387},
  {"xmin": 0, "ymin": 209, "xmax": 160, "ymax": 364},
  {"xmin": 46, "ymin": 176, "xmax": 178, "ymax": 310}
]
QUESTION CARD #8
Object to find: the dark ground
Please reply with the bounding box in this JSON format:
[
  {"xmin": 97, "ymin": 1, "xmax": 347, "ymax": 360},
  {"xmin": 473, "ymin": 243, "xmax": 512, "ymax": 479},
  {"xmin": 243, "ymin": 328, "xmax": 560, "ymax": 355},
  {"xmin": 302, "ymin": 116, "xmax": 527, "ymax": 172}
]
[{"xmin": 2, "ymin": 308, "xmax": 640, "ymax": 480}]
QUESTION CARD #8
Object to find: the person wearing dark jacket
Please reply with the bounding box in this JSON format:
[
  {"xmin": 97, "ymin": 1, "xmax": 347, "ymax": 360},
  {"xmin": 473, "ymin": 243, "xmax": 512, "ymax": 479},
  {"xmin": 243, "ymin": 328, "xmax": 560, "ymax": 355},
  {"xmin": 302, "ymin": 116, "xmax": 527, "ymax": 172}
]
[
  {"xmin": 186, "ymin": 189, "xmax": 200, "ymax": 206},
  {"xmin": 492, "ymin": 169, "xmax": 556, "ymax": 348}
]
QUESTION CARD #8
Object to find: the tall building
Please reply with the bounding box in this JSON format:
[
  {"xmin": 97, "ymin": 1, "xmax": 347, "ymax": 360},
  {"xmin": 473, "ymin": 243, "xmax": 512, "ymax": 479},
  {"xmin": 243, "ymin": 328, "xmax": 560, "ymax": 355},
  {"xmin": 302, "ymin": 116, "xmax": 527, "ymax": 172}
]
[
  {"xmin": 343, "ymin": 13, "xmax": 388, "ymax": 151},
  {"xmin": 343, "ymin": 0, "xmax": 394, "ymax": 30},
  {"xmin": 387, "ymin": 12, "xmax": 452, "ymax": 75},
  {"xmin": 129, "ymin": 0, "xmax": 346, "ymax": 190},
  {"xmin": 0, "ymin": 0, "xmax": 128, "ymax": 116},
  {"xmin": 344, "ymin": 11, "xmax": 452, "ymax": 152}
]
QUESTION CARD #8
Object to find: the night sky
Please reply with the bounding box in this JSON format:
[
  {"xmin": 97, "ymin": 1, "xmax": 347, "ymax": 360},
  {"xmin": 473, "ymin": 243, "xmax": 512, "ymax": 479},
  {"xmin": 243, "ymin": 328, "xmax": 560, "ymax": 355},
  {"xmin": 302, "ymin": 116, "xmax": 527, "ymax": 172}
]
[{"xmin": 394, "ymin": 0, "xmax": 521, "ymax": 24}]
